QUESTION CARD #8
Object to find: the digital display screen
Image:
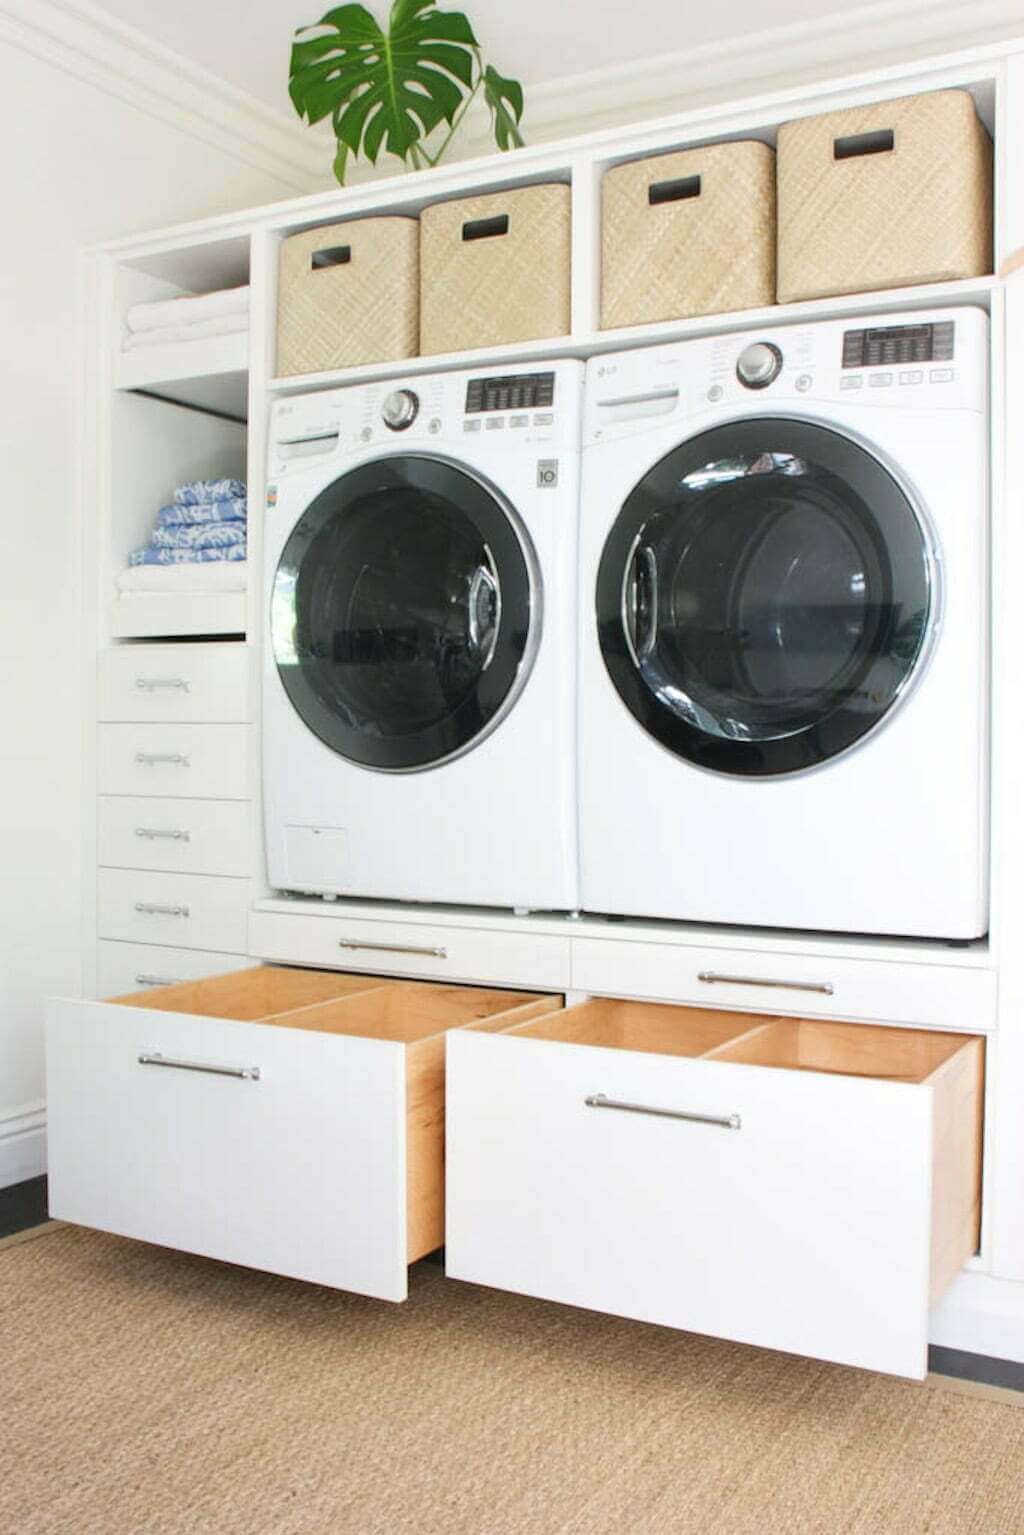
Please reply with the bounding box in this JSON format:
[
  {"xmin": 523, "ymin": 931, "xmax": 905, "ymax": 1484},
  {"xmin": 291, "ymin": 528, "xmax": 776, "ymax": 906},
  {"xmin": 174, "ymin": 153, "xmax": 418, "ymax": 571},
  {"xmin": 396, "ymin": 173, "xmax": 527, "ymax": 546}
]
[
  {"xmin": 842, "ymin": 322, "xmax": 955, "ymax": 368},
  {"xmin": 465, "ymin": 372, "xmax": 555, "ymax": 413}
]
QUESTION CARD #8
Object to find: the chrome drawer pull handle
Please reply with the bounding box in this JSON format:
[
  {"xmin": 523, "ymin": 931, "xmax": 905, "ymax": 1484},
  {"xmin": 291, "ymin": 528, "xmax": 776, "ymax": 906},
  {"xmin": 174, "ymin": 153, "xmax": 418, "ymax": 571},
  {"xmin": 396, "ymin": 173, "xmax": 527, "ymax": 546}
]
[
  {"xmin": 585, "ymin": 1093, "xmax": 741, "ymax": 1131},
  {"xmin": 134, "ymin": 827, "xmax": 191, "ymax": 842},
  {"xmin": 134, "ymin": 752, "xmax": 190, "ymax": 767},
  {"xmin": 133, "ymin": 974, "xmax": 179, "ymax": 987},
  {"xmin": 697, "ymin": 971, "xmax": 834, "ymax": 996},
  {"xmin": 337, "ymin": 939, "xmax": 447, "ymax": 959},
  {"xmin": 134, "ymin": 676, "xmax": 191, "ymax": 692},
  {"xmin": 134, "ymin": 901, "xmax": 190, "ymax": 917},
  {"xmin": 138, "ymin": 1051, "xmax": 259, "ymax": 1081}
]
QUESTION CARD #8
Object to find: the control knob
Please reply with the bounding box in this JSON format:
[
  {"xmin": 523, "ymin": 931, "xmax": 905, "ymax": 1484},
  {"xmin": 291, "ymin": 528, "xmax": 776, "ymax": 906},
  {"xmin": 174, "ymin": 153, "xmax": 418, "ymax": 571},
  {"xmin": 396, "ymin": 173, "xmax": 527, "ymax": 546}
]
[
  {"xmin": 381, "ymin": 388, "xmax": 419, "ymax": 430},
  {"xmin": 736, "ymin": 342, "xmax": 783, "ymax": 390}
]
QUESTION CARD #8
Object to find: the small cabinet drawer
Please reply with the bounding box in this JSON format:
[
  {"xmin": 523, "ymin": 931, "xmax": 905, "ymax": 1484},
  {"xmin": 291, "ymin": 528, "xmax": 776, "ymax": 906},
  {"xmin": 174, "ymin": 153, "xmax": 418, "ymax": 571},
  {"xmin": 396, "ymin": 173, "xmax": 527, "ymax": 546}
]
[
  {"xmin": 46, "ymin": 966, "xmax": 559, "ymax": 1299},
  {"xmin": 446, "ymin": 999, "xmax": 984, "ymax": 1378},
  {"xmin": 97, "ymin": 723, "xmax": 249, "ymax": 800},
  {"xmin": 571, "ymin": 936, "xmax": 997, "ymax": 1032},
  {"xmin": 96, "ymin": 941, "xmax": 252, "ymax": 997},
  {"xmin": 98, "ymin": 796, "xmax": 251, "ymax": 877},
  {"xmin": 98, "ymin": 642, "xmax": 249, "ymax": 723},
  {"xmin": 97, "ymin": 868, "xmax": 250, "ymax": 952},
  {"xmin": 250, "ymin": 908, "xmax": 571, "ymax": 991}
]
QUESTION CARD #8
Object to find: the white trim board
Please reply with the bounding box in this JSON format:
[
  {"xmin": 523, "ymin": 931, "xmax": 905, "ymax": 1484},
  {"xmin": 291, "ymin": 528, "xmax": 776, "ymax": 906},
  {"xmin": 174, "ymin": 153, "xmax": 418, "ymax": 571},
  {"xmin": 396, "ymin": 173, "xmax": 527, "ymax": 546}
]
[
  {"xmin": 0, "ymin": 0, "xmax": 324, "ymax": 194},
  {"xmin": 0, "ymin": 1103, "xmax": 46, "ymax": 1189},
  {"xmin": 932, "ymin": 1271, "xmax": 1024, "ymax": 1366}
]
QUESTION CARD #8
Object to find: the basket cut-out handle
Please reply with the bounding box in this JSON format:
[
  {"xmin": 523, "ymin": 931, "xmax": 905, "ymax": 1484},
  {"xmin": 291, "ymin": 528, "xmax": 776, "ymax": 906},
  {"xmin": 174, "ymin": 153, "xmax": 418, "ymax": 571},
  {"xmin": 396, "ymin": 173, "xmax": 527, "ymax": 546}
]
[
  {"xmin": 648, "ymin": 174, "xmax": 702, "ymax": 205},
  {"xmin": 833, "ymin": 129, "xmax": 895, "ymax": 160},
  {"xmin": 462, "ymin": 214, "xmax": 510, "ymax": 241},
  {"xmin": 311, "ymin": 244, "xmax": 352, "ymax": 270}
]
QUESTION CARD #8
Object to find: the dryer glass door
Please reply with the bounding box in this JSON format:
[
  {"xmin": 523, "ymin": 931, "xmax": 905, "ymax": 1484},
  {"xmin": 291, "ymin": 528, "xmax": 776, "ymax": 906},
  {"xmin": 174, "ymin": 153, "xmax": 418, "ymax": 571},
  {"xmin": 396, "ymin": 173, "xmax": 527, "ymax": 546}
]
[
  {"xmin": 272, "ymin": 455, "xmax": 536, "ymax": 771},
  {"xmin": 596, "ymin": 418, "xmax": 934, "ymax": 777}
]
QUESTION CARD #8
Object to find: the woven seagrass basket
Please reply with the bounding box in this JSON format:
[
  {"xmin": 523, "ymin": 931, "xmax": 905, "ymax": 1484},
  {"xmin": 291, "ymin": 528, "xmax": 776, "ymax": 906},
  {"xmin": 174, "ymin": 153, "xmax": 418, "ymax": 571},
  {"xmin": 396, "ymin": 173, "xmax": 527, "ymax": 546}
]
[
  {"xmin": 419, "ymin": 184, "xmax": 571, "ymax": 355},
  {"xmin": 601, "ymin": 141, "xmax": 776, "ymax": 329},
  {"xmin": 776, "ymin": 89, "xmax": 992, "ymax": 304},
  {"xmin": 276, "ymin": 216, "xmax": 419, "ymax": 376}
]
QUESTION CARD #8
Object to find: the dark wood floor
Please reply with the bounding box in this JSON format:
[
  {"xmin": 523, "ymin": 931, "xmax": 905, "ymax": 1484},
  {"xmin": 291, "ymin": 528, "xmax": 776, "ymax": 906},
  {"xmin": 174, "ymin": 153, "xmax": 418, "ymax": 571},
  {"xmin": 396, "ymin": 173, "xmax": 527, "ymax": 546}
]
[{"xmin": 1, "ymin": 1177, "xmax": 1020, "ymax": 1391}]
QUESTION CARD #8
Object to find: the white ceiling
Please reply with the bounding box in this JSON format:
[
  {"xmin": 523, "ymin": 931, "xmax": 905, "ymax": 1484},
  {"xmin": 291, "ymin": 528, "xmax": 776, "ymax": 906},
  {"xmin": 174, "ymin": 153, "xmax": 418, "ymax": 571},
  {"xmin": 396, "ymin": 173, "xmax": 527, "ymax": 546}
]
[{"xmin": 99, "ymin": 0, "xmax": 887, "ymax": 119}]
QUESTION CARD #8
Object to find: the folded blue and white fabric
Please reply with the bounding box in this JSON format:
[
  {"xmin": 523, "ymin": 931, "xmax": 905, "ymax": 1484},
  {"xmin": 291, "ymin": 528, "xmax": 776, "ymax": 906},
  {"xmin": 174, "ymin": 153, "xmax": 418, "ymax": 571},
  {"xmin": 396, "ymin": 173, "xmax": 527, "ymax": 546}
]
[
  {"xmin": 174, "ymin": 478, "xmax": 247, "ymax": 506},
  {"xmin": 151, "ymin": 521, "xmax": 247, "ymax": 551},
  {"xmin": 156, "ymin": 498, "xmax": 247, "ymax": 527},
  {"xmin": 129, "ymin": 543, "xmax": 248, "ymax": 566}
]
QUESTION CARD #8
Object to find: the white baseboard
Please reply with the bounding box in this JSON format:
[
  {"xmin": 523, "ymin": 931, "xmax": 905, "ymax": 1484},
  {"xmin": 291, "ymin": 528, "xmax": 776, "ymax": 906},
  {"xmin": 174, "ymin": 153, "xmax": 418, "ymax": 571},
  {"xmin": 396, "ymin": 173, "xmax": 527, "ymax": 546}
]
[
  {"xmin": 931, "ymin": 1271, "xmax": 1024, "ymax": 1363},
  {"xmin": 0, "ymin": 1103, "xmax": 46, "ymax": 1188}
]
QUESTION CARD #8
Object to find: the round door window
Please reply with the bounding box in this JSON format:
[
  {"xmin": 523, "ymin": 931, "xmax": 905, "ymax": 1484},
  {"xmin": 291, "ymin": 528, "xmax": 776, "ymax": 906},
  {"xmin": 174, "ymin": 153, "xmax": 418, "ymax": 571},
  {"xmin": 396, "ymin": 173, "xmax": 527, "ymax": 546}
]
[
  {"xmin": 596, "ymin": 419, "xmax": 935, "ymax": 777},
  {"xmin": 272, "ymin": 455, "xmax": 536, "ymax": 771}
]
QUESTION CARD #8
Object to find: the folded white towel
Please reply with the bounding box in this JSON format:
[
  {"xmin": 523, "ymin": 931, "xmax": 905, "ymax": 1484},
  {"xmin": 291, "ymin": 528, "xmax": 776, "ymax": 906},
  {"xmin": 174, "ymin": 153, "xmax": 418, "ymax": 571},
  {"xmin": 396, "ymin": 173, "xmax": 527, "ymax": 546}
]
[
  {"xmin": 116, "ymin": 561, "xmax": 248, "ymax": 596},
  {"xmin": 122, "ymin": 312, "xmax": 249, "ymax": 351},
  {"xmin": 126, "ymin": 285, "xmax": 250, "ymax": 334}
]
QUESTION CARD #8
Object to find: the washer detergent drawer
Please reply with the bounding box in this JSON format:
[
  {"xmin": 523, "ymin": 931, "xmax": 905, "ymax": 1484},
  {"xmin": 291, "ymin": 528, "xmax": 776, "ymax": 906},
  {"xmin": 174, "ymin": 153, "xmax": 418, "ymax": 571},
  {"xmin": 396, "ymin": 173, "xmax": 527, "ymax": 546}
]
[
  {"xmin": 97, "ymin": 723, "xmax": 249, "ymax": 800},
  {"xmin": 446, "ymin": 1000, "xmax": 984, "ymax": 1378},
  {"xmin": 98, "ymin": 642, "xmax": 249, "ymax": 723},
  {"xmin": 571, "ymin": 937, "xmax": 996, "ymax": 1031},
  {"xmin": 250, "ymin": 908, "xmax": 572, "ymax": 991},
  {"xmin": 46, "ymin": 967, "xmax": 560, "ymax": 1299}
]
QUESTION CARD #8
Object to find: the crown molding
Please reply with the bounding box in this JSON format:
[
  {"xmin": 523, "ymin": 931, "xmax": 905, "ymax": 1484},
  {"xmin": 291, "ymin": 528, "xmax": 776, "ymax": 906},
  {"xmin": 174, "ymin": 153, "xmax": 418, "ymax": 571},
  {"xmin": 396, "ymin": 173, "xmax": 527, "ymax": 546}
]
[
  {"xmin": 0, "ymin": 0, "xmax": 327, "ymax": 194},
  {"xmin": 454, "ymin": 0, "xmax": 1024, "ymax": 154}
]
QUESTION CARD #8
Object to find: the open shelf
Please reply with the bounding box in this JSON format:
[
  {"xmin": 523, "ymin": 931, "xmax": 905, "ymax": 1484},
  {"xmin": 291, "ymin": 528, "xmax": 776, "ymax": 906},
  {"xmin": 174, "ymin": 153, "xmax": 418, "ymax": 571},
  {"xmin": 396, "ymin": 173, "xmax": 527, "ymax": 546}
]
[
  {"xmin": 267, "ymin": 274, "xmax": 999, "ymax": 397},
  {"xmin": 115, "ymin": 330, "xmax": 249, "ymax": 419}
]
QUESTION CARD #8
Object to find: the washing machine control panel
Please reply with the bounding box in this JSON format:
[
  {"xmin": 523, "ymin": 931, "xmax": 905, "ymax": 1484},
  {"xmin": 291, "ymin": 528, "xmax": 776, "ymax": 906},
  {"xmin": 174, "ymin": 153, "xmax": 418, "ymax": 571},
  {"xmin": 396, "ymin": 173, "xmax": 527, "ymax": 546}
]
[{"xmin": 841, "ymin": 320, "xmax": 955, "ymax": 369}]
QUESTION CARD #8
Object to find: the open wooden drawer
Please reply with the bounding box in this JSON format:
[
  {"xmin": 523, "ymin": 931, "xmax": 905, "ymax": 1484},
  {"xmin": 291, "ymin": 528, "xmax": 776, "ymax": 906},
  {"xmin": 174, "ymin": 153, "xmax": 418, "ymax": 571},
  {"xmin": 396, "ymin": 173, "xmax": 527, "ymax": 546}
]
[
  {"xmin": 46, "ymin": 965, "xmax": 559, "ymax": 1300},
  {"xmin": 445, "ymin": 999, "xmax": 984, "ymax": 1378}
]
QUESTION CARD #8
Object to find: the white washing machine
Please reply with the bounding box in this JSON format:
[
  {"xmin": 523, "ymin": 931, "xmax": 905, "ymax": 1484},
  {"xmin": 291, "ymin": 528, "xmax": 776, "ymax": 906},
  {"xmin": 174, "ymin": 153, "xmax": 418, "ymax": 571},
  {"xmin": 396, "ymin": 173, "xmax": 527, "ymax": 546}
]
[
  {"xmin": 263, "ymin": 361, "xmax": 582, "ymax": 911},
  {"xmin": 579, "ymin": 309, "xmax": 989, "ymax": 939}
]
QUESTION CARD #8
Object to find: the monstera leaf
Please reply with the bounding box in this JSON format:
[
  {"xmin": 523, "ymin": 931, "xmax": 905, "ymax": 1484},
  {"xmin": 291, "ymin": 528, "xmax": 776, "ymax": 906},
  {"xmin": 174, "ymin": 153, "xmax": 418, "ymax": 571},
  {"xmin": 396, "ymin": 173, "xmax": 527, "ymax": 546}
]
[{"xmin": 290, "ymin": 1, "xmax": 524, "ymax": 182}]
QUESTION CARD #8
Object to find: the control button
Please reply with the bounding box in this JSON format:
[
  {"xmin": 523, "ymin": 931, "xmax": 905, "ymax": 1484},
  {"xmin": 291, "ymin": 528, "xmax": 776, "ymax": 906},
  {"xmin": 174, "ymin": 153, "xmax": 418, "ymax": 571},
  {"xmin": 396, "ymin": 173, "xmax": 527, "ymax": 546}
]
[
  {"xmin": 794, "ymin": 373, "xmax": 813, "ymax": 393},
  {"xmin": 840, "ymin": 376, "xmax": 863, "ymax": 390},
  {"xmin": 868, "ymin": 372, "xmax": 893, "ymax": 387},
  {"xmin": 381, "ymin": 388, "xmax": 419, "ymax": 431},
  {"xmin": 736, "ymin": 341, "xmax": 783, "ymax": 389},
  {"xmin": 533, "ymin": 412, "xmax": 554, "ymax": 426},
  {"xmin": 463, "ymin": 419, "xmax": 482, "ymax": 433},
  {"xmin": 899, "ymin": 370, "xmax": 924, "ymax": 385},
  {"xmin": 510, "ymin": 414, "xmax": 529, "ymax": 428},
  {"xmin": 486, "ymin": 417, "xmax": 505, "ymax": 430},
  {"xmin": 707, "ymin": 384, "xmax": 724, "ymax": 403},
  {"xmin": 930, "ymin": 368, "xmax": 955, "ymax": 383},
  {"xmin": 428, "ymin": 418, "xmax": 442, "ymax": 434}
]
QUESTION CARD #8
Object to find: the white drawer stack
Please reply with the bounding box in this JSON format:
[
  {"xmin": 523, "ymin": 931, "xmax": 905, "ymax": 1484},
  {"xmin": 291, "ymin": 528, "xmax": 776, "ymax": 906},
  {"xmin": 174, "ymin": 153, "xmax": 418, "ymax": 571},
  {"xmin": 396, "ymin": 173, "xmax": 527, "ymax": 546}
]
[{"xmin": 96, "ymin": 642, "xmax": 253, "ymax": 995}]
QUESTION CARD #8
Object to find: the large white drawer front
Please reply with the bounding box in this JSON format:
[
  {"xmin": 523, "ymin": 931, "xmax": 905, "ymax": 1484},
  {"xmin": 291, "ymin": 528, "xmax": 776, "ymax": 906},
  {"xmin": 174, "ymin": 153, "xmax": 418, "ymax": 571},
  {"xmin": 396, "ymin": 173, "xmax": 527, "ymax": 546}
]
[
  {"xmin": 96, "ymin": 942, "xmax": 252, "ymax": 997},
  {"xmin": 571, "ymin": 936, "xmax": 997, "ymax": 1032},
  {"xmin": 98, "ymin": 796, "xmax": 251, "ymax": 877},
  {"xmin": 98, "ymin": 642, "xmax": 249, "ymax": 723},
  {"xmin": 46, "ymin": 970, "xmax": 558, "ymax": 1298},
  {"xmin": 250, "ymin": 909, "xmax": 571, "ymax": 991},
  {"xmin": 97, "ymin": 723, "xmax": 249, "ymax": 800},
  {"xmin": 446, "ymin": 1001, "xmax": 984, "ymax": 1378},
  {"xmin": 97, "ymin": 868, "xmax": 249, "ymax": 952}
]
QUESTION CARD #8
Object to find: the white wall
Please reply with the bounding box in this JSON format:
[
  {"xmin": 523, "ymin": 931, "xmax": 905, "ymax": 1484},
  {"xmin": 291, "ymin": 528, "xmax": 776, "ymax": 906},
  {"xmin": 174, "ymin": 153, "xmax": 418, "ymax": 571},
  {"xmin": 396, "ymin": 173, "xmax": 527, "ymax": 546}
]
[{"xmin": 0, "ymin": 14, "xmax": 312, "ymax": 1186}]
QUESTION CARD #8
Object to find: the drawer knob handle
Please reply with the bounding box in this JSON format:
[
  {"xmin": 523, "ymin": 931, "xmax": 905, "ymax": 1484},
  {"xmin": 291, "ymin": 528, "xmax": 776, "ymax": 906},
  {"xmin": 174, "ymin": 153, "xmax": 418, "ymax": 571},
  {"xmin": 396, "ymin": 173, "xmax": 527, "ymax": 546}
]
[
  {"xmin": 138, "ymin": 1051, "xmax": 259, "ymax": 1081},
  {"xmin": 337, "ymin": 939, "xmax": 447, "ymax": 959},
  {"xmin": 134, "ymin": 676, "xmax": 191, "ymax": 692},
  {"xmin": 585, "ymin": 1093, "xmax": 741, "ymax": 1131},
  {"xmin": 134, "ymin": 827, "xmax": 191, "ymax": 842},
  {"xmin": 133, "ymin": 974, "xmax": 179, "ymax": 987},
  {"xmin": 697, "ymin": 971, "xmax": 834, "ymax": 996},
  {"xmin": 134, "ymin": 752, "xmax": 190, "ymax": 767},
  {"xmin": 134, "ymin": 901, "xmax": 190, "ymax": 918}
]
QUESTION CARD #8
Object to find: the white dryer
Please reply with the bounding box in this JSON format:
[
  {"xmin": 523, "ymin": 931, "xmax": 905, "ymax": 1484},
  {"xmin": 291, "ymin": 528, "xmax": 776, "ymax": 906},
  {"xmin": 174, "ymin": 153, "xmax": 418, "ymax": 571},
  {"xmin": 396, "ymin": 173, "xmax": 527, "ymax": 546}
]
[
  {"xmin": 263, "ymin": 362, "xmax": 582, "ymax": 911},
  {"xmin": 579, "ymin": 309, "xmax": 988, "ymax": 939}
]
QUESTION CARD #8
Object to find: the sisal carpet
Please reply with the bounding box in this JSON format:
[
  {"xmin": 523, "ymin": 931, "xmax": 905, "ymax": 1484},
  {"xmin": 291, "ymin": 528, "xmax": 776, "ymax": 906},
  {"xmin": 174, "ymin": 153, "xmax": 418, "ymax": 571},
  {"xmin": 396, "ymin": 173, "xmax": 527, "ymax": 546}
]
[{"xmin": 3, "ymin": 1225, "xmax": 1024, "ymax": 1535}]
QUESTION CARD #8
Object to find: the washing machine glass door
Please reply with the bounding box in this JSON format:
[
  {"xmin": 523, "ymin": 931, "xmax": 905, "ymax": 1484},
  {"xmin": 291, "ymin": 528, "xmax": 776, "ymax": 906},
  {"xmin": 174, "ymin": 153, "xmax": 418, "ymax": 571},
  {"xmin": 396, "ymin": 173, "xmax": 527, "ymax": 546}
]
[
  {"xmin": 596, "ymin": 418, "xmax": 935, "ymax": 777},
  {"xmin": 272, "ymin": 455, "xmax": 536, "ymax": 771}
]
